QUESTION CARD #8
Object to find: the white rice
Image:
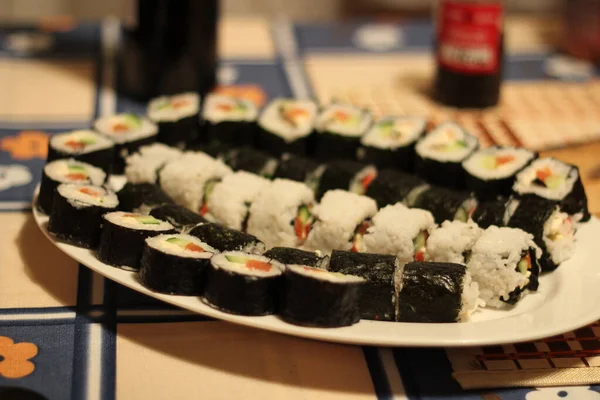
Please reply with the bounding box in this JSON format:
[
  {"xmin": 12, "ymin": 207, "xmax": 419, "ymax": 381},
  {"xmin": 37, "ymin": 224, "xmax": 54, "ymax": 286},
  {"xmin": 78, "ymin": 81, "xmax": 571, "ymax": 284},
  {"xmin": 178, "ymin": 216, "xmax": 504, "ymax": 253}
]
[
  {"xmin": 50, "ymin": 130, "xmax": 113, "ymax": 154},
  {"xmin": 211, "ymin": 251, "xmax": 284, "ymax": 278},
  {"xmin": 57, "ymin": 183, "xmax": 118, "ymax": 209},
  {"xmin": 104, "ymin": 211, "xmax": 174, "ymax": 231},
  {"xmin": 315, "ymin": 103, "xmax": 372, "ymax": 137},
  {"xmin": 202, "ymin": 93, "xmax": 258, "ymax": 124},
  {"xmin": 247, "ymin": 178, "xmax": 315, "ymax": 249},
  {"xmin": 303, "ymin": 189, "xmax": 378, "ymax": 254},
  {"xmin": 362, "ymin": 203, "xmax": 436, "ymax": 264},
  {"xmin": 207, "ymin": 171, "xmax": 270, "ymax": 231},
  {"xmin": 146, "ymin": 234, "xmax": 216, "ymax": 259},
  {"xmin": 287, "ymin": 264, "xmax": 365, "ymax": 283},
  {"xmin": 543, "ymin": 208, "xmax": 577, "ymax": 265},
  {"xmin": 426, "ymin": 219, "xmax": 483, "ymax": 264},
  {"xmin": 459, "ymin": 272, "xmax": 484, "ymax": 322},
  {"xmin": 258, "ymin": 98, "xmax": 317, "ymax": 141},
  {"xmin": 415, "ymin": 122, "xmax": 479, "ymax": 162},
  {"xmin": 361, "ymin": 116, "xmax": 426, "ymax": 149},
  {"xmin": 45, "ymin": 159, "xmax": 106, "ymax": 185},
  {"xmin": 147, "ymin": 92, "xmax": 200, "ymax": 122},
  {"xmin": 462, "ymin": 146, "xmax": 536, "ymax": 180},
  {"xmin": 513, "ymin": 157, "xmax": 579, "ymax": 201},
  {"xmin": 94, "ymin": 113, "xmax": 158, "ymax": 143},
  {"xmin": 124, "ymin": 143, "xmax": 183, "ymax": 184}
]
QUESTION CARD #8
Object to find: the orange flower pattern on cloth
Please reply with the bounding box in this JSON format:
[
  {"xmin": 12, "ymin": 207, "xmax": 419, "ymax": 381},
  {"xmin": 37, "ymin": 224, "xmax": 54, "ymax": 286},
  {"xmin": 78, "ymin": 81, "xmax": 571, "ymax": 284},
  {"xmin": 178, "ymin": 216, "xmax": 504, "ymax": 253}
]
[
  {"xmin": 214, "ymin": 84, "xmax": 267, "ymax": 107},
  {"xmin": 0, "ymin": 336, "xmax": 38, "ymax": 379},
  {"xmin": 0, "ymin": 131, "xmax": 49, "ymax": 160}
]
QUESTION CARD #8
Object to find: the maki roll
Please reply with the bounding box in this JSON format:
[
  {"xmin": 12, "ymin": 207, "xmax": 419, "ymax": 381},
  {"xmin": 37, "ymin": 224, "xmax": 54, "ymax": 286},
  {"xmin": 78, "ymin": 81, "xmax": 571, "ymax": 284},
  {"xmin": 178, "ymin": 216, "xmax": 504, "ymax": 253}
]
[
  {"xmin": 314, "ymin": 103, "xmax": 372, "ymax": 161},
  {"xmin": 94, "ymin": 113, "xmax": 158, "ymax": 174},
  {"xmin": 513, "ymin": 157, "xmax": 590, "ymax": 222},
  {"xmin": 47, "ymin": 129, "xmax": 114, "ymax": 172},
  {"xmin": 139, "ymin": 234, "xmax": 217, "ymax": 295},
  {"xmin": 147, "ymin": 92, "xmax": 200, "ymax": 148},
  {"xmin": 315, "ymin": 160, "xmax": 377, "ymax": 199},
  {"xmin": 264, "ymin": 247, "xmax": 329, "ymax": 269},
  {"xmin": 472, "ymin": 197, "xmax": 509, "ymax": 229},
  {"xmin": 396, "ymin": 262, "xmax": 481, "ymax": 323},
  {"xmin": 304, "ymin": 190, "xmax": 378, "ymax": 254},
  {"xmin": 462, "ymin": 146, "xmax": 536, "ymax": 201},
  {"xmin": 415, "ymin": 122, "xmax": 479, "ymax": 189},
  {"xmin": 221, "ymin": 147, "xmax": 278, "ymax": 178},
  {"xmin": 358, "ymin": 116, "xmax": 426, "ymax": 172},
  {"xmin": 506, "ymin": 197, "xmax": 577, "ymax": 271},
  {"xmin": 257, "ymin": 98, "xmax": 318, "ymax": 156},
  {"xmin": 124, "ymin": 143, "xmax": 182, "ymax": 184},
  {"xmin": 273, "ymin": 153, "xmax": 322, "ymax": 188},
  {"xmin": 37, "ymin": 159, "xmax": 106, "ymax": 215},
  {"xmin": 247, "ymin": 179, "xmax": 316, "ymax": 248},
  {"xmin": 205, "ymin": 171, "xmax": 270, "ymax": 231},
  {"xmin": 426, "ymin": 220, "xmax": 483, "ymax": 264},
  {"xmin": 97, "ymin": 212, "xmax": 175, "ymax": 271},
  {"xmin": 189, "ymin": 222, "xmax": 265, "ymax": 254},
  {"xmin": 48, "ymin": 183, "xmax": 118, "ymax": 248},
  {"xmin": 149, "ymin": 204, "xmax": 207, "ymax": 232},
  {"xmin": 411, "ymin": 185, "xmax": 478, "ymax": 223},
  {"xmin": 203, "ymin": 251, "xmax": 284, "ymax": 316},
  {"xmin": 468, "ymin": 226, "xmax": 541, "ymax": 307},
  {"xmin": 202, "ymin": 93, "xmax": 258, "ymax": 146},
  {"xmin": 281, "ymin": 264, "xmax": 365, "ymax": 327},
  {"xmin": 116, "ymin": 182, "xmax": 173, "ymax": 214},
  {"xmin": 361, "ymin": 203, "xmax": 435, "ymax": 264},
  {"xmin": 365, "ymin": 168, "xmax": 426, "ymax": 208},
  {"xmin": 328, "ymin": 250, "xmax": 398, "ymax": 321}
]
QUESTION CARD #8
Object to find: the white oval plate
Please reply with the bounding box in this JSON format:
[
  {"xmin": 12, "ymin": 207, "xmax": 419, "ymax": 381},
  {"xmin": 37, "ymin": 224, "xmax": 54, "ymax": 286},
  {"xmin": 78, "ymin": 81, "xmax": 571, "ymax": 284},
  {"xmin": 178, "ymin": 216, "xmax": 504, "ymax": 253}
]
[{"xmin": 33, "ymin": 195, "xmax": 600, "ymax": 347}]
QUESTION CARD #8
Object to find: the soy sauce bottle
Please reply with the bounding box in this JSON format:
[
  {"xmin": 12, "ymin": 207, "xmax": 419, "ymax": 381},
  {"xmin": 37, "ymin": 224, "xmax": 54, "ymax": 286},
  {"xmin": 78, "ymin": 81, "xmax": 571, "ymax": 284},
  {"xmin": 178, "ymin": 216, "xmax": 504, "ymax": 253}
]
[
  {"xmin": 117, "ymin": 0, "xmax": 219, "ymax": 101},
  {"xmin": 433, "ymin": 0, "xmax": 504, "ymax": 109}
]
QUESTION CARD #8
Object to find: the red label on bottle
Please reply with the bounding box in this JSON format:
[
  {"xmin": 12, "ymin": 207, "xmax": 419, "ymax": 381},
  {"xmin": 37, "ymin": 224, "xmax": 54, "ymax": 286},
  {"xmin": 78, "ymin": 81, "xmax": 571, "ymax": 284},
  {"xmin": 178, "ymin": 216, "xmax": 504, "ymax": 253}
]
[{"xmin": 437, "ymin": 1, "xmax": 503, "ymax": 74}]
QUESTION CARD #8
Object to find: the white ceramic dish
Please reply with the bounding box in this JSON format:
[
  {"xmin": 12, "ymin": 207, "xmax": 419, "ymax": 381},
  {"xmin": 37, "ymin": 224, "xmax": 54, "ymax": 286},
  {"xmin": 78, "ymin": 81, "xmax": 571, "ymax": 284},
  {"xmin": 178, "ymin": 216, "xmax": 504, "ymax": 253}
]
[{"xmin": 33, "ymin": 192, "xmax": 600, "ymax": 347}]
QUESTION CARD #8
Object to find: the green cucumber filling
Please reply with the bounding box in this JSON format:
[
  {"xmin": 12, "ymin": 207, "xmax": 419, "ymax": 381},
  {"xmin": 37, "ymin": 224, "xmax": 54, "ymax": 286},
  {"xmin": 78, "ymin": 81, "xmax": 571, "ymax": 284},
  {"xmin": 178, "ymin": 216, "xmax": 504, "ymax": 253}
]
[
  {"xmin": 455, "ymin": 199, "xmax": 477, "ymax": 222},
  {"xmin": 166, "ymin": 237, "xmax": 188, "ymax": 246},
  {"xmin": 413, "ymin": 230, "xmax": 428, "ymax": 261},
  {"xmin": 137, "ymin": 215, "xmax": 160, "ymax": 225},
  {"xmin": 225, "ymin": 254, "xmax": 249, "ymax": 264},
  {"xmin": 200, "ymin": 179, "xmax": 220, "ymax": 215},
  {"xmin": 294, "ymin": 205, "xmax": 313, "ymax": 242},
  {"xmin": 124, "ymin": 113, "xmax": 142, "ymax": 127}
]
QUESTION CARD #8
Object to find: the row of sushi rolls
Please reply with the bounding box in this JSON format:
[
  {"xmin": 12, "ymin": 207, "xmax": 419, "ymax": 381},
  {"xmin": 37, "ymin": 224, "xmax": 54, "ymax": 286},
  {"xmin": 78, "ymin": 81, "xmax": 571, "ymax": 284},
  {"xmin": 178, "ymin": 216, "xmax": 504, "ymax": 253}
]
[{"xmin": 37, "ymin": 91, "xmax": 590, "ymax": 328}]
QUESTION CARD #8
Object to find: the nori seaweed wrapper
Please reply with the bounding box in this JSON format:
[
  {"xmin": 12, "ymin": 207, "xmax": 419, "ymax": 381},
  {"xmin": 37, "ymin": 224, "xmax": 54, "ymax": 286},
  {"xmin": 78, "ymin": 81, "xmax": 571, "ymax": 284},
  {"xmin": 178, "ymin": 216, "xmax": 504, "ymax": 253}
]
[
  {"xmin": 149, "ymin": 204, "xmax": 206, "ymax": 232},
  {"xmin": 203, "ymin": 120, "xmax": 257, "ymax": 148},
  {"xmin": 257, "ymin": 126, "xmax": 311, "ymax": 157},
  {"xmin": 316, "ymin": 160, "xmax": 365, "ymax": 200},
  {"xmin": 281, "ymin": 267, "xmax": 363, "ymax": 327},
  {"xmin": 264, "ymin": 247, "xmax": 329, "ymax": 269},
  {"xmin": 189, "ymin": 222, "xmax": 264, "ymax": 253},
  {"xmin": 328, "ymin": 250, "xmax": 397, "ymax": 321},
  {"xmin": 411, "ymin": 186, "xmax": 476, "ymax": 224},
  {"xmin": 273, "ymin": 153, "xmax": 321, "ymax": 183},
  {"xmin": 365, "ymin": 168, "xmax": 426, "ymax": 208},
  {"xmin": 313, "ymin": 132, "xmax": 362, "ymax": 162},
  {"xmin": 221, "ymin": 147, "xmax": 278, "ymax": 178},
  {"xmin": 186, "ymin": 140, "xmax": 233, "ymax": 158},
  {"xmin": 396, "ymin": 262, "xmax": 465, "ymax": 323},
  {"xmin": 117, "ymin": 183, "xmax": 174, "ymax": 213},
  {"xmin": 472, "ymin": 197, "xmax": 508, "ymax": 229},
  {"xmin": 502, "ymin": 247, "xmax": 541, "ymax": 305},
  {"xmin": 156, "ymin": 115, "xmax": 200, "ymax": 149},
  {"xmin": 560, "ymin": 170, "xmax": 590, "ymax": 222}
]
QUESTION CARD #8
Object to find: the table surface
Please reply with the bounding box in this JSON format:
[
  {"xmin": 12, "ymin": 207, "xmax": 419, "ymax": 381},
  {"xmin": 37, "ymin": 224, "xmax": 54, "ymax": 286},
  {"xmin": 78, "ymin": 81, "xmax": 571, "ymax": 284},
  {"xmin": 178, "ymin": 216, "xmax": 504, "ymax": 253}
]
[{"xmin": 2, "ymin": 16, "xmax": 600, "ymax": 400}]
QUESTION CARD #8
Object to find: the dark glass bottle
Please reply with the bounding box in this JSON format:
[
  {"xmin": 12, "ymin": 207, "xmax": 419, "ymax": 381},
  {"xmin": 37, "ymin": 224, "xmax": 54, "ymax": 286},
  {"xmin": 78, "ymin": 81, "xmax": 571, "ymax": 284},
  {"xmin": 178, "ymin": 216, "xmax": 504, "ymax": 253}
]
[
  {"xmin": 433, "ymin": 0, "xmax": 504, "ymax": 109},
  {"xmin": 117, "ymin": 0, "xmax": 219, "ymax": 101}
]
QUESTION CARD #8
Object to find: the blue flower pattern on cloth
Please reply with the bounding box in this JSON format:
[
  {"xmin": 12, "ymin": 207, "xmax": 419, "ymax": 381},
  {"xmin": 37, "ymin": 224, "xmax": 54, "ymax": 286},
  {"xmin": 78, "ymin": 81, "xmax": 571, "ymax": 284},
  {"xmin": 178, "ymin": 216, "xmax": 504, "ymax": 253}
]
[
  {"xmin": 0, "ymin": 165, "xmax": 32, "ymax": 192},
  {"xmin": 526, "ymin": 386, "xmax": 600, "ymax": 399}
]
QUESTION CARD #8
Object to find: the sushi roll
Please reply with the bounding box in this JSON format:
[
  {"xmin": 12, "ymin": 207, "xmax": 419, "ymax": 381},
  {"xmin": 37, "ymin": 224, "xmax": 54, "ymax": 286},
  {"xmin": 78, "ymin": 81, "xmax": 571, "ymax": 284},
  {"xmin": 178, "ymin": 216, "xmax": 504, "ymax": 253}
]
[
  {"xmin": 365, "ymin": 168, "xmax": 426, "ymax": 208},
  {"xmin": 313, "ymin": 103, "xmax": 372, "ymax": 161},
  {"xmin": 37, "ymin": 159, "xmax": 106, "ymax": 215},
  {"xmin": 97, "ymin": 212, "xmax": 175, "ymax": 271},
  {"xmin": 361, "ymin": 203, "xmax": 436, "ymax": 264},
  {"xmin": 116, "ymin": 182, "xmax": 173, "ymax": 214},
  {"xmin": 124, "ymin": 143, "xmax": 182, "ymax": 184},
  {"xmin": 304, "ymin": 190, "xmax": 378, "ymax": 254},
  {"xmin": 149, "ymin": 204, "xmax": 207, "ymax": 232},
  {"xmin": 468, "ymin": 226, "xmax": 541, "ymax": 307},
  {"xmin": 203, "ymin": 251, "xmax": 284, "ymax": 316},
  {"xmin": 205, "ymin": 171, "xmax": 270, "ymax": 231},
  {"xmin": 315, "ymin": 160, "xmax": 377, "ymax": 199},
  {"xmin": 396, "ymin": 262, "xmax": 481, "ymax": 323},
  {"xmin": 48, "ymin": 183, "xmax": 118, "ymax": 248},
  {"xmin": 139, "ymin": 234, "xmax": 217, "ymax": 295},
  {"xmin": 263, "ymin": 247, "xmax": 329, "ymax": 269},
  {"xmin": 415, "ymin": 122, "xmax": 479, "ymax": 189},
  {"xmin": 506, "ymin": 197, "xmax": 577, "ymax": 271},
  {"xmin": 462, "ymin": 146, "xmax": 537, "ymax": 201},
  {"xmin": 221, "ymin": 147, "xmax": 278, "ymax": 178},
  {"xmin": 202, "ymin": 93, "xmax": 258, "ymax": 146},
  {"xmin": 358, "ymin": 116, "xmax": 426, "ymax": 171},
  {"xmin": 189, "ymin": 222, "xmax": 265, "ymax": 254},
  {"xmin": 472, "ymin": 197, "xmax": 509, "ymax": 229},
  {"xmin": 513, "ymin": 157, "xmax": 590, "ymax": 222},
  {"xmin": 147, "ymin": 92, "xmax": 200, "ymax": 148},
  {"xmin": 94, "ymin": 113, "xmax": 158, "ymax": 174},
  {"xmin": 281, "ymin": 264, "xmax": 365, "ymax": 327},
  {"xmin": 426, "ymin": 220, "xmax": 483, "ymax": 264},
  {"xmin": 273, "ymin": 153, "xmax": 322, "ymax": 188},
  {"xmin": 159, "ymin": 152, "xmax": 232, "ymax": 213},
  {"xmin": 411, "ymin": 185, "xmax": 478, "ymax": 223},
  {"xmin": 257, "ymin": 98, "xmax": 318, "ymax": 156},
  {"xmin": 47, "ymin": 129, "xmax": 114, "ymax": 172},
  {"xmin": 247, "ymin": 179, "xmax": 316, "ymax": 248},
  {"xmin": 328, "ymin": 250, "xmax": 398, "ymax": 321}
]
